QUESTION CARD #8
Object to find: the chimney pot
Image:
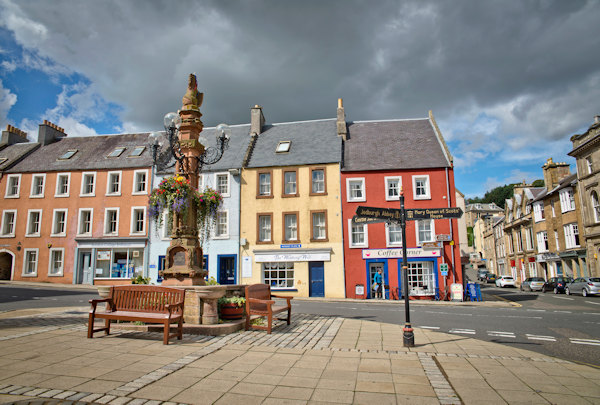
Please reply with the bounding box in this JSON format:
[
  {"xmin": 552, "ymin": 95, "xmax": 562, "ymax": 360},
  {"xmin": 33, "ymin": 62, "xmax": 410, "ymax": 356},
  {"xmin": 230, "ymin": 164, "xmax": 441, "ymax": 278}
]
[{"xmin": 595, "ymin": 115, "xmax": 600, "ymax": 124}]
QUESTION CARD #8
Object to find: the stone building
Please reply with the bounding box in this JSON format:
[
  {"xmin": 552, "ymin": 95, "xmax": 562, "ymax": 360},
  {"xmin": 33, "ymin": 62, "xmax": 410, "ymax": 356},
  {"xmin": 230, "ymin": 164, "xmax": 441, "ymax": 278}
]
[
  {"xmin": 503, "ymin": 183, "xmax": 544, "ymax": 284},
  {"xmin": 568, "ymin": 116, "xmax": 600, "ymax": 277},
  {"xmin": 531, "ymin": 159, "xmax": 587, "ymax": 279}
]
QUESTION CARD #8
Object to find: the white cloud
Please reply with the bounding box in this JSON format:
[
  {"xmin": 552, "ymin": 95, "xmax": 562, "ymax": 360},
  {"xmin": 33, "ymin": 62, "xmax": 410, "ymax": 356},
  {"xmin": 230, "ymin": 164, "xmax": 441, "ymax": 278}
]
[
  {"xmin": 0, "ymin": 79, "xmax": 17, "ymax": 124},
  {"xmin": 1, "ymin": 60, "xmax": 16, "ymax": 72}
]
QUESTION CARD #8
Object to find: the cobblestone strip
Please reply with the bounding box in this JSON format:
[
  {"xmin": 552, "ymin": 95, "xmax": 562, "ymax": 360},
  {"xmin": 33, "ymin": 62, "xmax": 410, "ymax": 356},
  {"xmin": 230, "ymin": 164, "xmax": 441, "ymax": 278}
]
[
  {"xmin": 0, "ymin": 326, "xmax": 62, "ymax": 341},
  {"xmin": 418, "ymin": 353, "xmax": 462, "ymax": 405},
  {"xmin": 313, "ymin": 316, "xmax": 343, "ymax": 349}
]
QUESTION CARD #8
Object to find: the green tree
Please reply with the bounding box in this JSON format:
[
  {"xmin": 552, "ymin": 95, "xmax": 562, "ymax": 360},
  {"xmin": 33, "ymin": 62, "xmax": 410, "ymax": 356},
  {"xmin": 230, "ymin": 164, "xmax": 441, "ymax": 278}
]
[
  {"xmin": 467, "ymin": 184, "xmax": 514, "ymax": 208},
  {"xmin": 531, "ymin": 179, "xmax": 544, "ymax": 187}
]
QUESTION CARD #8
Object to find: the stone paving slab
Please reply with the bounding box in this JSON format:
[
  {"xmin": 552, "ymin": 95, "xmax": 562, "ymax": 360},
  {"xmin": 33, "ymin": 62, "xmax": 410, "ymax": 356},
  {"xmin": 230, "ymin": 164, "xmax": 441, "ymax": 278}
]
[{"xmin": 1, "ymin": 309, "xmax": 600, "ymax": 404}]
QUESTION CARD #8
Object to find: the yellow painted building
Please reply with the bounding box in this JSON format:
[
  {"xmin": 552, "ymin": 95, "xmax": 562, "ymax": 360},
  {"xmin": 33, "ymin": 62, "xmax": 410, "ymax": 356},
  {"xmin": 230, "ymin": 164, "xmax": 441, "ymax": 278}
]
[{"xmin": 239, "ymin": 109, "xmax": 346, "ymax": 297}]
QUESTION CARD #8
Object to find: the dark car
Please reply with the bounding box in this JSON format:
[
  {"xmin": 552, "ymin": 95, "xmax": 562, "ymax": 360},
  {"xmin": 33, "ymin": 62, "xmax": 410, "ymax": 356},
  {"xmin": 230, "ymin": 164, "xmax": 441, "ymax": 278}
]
[
  {"xmin": 542, "ymin": 276, "xmax": 574, "ymax": 294},
  {"xmin": 477, "ymin": 269, "xmax": 489, "ymax": 282},
  {"xmin": 485, "ymin": 273, "xmax": 497, "ymax": 283}
]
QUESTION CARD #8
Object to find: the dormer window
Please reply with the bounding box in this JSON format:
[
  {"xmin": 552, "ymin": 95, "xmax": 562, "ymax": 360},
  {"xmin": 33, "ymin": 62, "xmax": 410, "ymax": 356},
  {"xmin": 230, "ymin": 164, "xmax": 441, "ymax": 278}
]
[
  {"xmin": 58, "ymin": 149, "xmax": 77, "ymax": 160},
  {"xmin": 129, "ymin": 146, "xmax": 145, "ymax": 157},
  {"xmin": 107, "ymin": 147, "xmax": 126, "ymax": 158},
  {"xmin": 276, "ymin": 141, "xmax": 291, "ymax": 153}
]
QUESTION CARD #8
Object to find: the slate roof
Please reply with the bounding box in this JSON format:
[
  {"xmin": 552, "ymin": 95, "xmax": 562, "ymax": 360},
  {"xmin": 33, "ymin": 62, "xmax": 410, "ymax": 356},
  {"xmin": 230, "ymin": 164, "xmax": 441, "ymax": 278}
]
[
  {"xmin": 203, "ymin": 124, "xmax": 252, "ymax": 171},
  {"xmin": 342, "ymin": 119, "xmax": 451, "ymax": 172},
  {"xmin": 6, "ymin": 133, "xmax": 153, "ymax": 173},
  {"xmin": 245, "ymin": 119, "xmax": 341, "ymax": 168},
  {"xmin": 0, "ymin": 142, "xmax": 40, "ymax": 171}
]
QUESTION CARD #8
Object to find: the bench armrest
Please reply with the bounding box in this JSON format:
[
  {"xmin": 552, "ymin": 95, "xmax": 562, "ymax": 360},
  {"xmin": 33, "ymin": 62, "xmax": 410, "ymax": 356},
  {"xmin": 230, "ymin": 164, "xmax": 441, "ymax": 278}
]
[
  {"xmin": 271, "ymin": 294, "xmax": 293, "ymax": 306},
  {"xmin": 89, "ymin": 298, "xmax": 113, "ymax": 313},
  {"xmin": 165, "ymin": 301, "xmax": 184, "ymax": 317},
  {"xmin": 247, "ymin": 297, "xmax": 275, "ymax": 306}
]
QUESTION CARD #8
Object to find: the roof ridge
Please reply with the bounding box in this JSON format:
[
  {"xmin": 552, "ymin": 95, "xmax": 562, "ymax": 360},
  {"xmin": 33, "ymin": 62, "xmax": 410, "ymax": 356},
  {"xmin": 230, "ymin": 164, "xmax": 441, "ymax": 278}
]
[
  {"xmin": 269, "ymin": 118, "xmax": 336, "ymax": 126},
  {"xmin": 351, "ymin": 118, "xmax": 428, "ymax": 123}
]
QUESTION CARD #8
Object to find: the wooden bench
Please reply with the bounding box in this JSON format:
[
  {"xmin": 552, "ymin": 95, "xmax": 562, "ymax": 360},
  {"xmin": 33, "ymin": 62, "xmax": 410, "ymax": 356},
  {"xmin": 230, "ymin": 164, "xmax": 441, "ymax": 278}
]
[
  {"xmin": 88, "ymin": 285, "xmax": 185, "ymax": 345},
  {"xmin": 245, "ymin": 284, "xmax": 292, "ymax": 334}
]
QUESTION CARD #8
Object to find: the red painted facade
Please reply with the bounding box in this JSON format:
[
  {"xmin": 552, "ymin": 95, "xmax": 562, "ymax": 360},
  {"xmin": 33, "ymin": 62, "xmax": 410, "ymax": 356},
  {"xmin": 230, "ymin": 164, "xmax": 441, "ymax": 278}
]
[{"xmin": 341, "ymin": 167, "xmax": 462, "ymax": 299}]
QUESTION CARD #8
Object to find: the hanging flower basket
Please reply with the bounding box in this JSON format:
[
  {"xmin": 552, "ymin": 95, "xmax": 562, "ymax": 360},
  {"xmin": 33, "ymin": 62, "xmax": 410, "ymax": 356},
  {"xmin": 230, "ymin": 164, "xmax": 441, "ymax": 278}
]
[{"xmin": 148, "ymin": 175, "xmax": 223, "ymax": 242}]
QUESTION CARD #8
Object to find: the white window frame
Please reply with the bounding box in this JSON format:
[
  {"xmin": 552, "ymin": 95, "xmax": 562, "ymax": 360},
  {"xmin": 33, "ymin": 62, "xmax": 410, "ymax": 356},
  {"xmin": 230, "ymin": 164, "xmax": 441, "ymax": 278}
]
[
  {"xmin": 51, "ymin": 209, "xmax": 68, "ymax": 237},
  {"xmin": 348, "ymin": 219, "xmax": 368, "ymax": 248},
  {"xmin": 385, "ymin": 222, "xmax": 403, "ymax": 247},
  {"xmin": 214, "ymin": 172, "xmax": 230, "ymax": 197},
  {"xmin": 587, "ymin": 156, "xmax": 593, "ymax": 174},
  {"xmin": 525, "ymin": 227, "xmax": 534, "ymax": 251},
  {"xmin": 311, "ymin": 211, "xmax": 327, "ymax": 240},
  {"xmin": 533, "ymin": 202, "xmax": 544, "ymax": 222},
  {"xmin": 25, "ymin": 209, "xmax": 43, "ymax": 237},
  {"xmin": 416, "ymin": 219, "xmax": 435, "ymax": 245},
  {"xmin": 564, "ymin": 223, "xmax": 580, "ymax": 249},
  {"xmin": 346, "ymin": 177, "xmax": 366, "ymax": 202},
  {"xmin": 77, "ymin": 208, "xmax": 93, "ymax": 237},
  {"xmin": 559, "ymin": 188, "xmax": 575, "ymax": 213},
  {"xmin": 258, "ymin": 172, "xmax": 271, "ymax": 196},
  {"xmin": 592, "ymin": 191, "xmax": 600, "ymax": 223},
  {"xmin": 412, "ymin": 175, "xmax": 431, "ymax": 200},
  {"xmin": 106, "ymin": 171, "xmax": 122, "ymax": 196},
  {"xmin": 284, "ymin": 213, "xmax": 298, "ymax": 241},
  {"xmin": 214, "ymin": 210, "xmax": 229, "ymax": 239},
  {"xmin": 130, "ymin": 207, "xmax": 146, "ymax": 235},
  {"xmin": 536, "ymin": 231, "xmax": 548, "ymax": 252},
  {"xmin": 48, "ymin": 247, "xmax": 65, "ymax": 276},
  {"xmin": 22, "ymin": 248, "xmax": 38, "ymax": 277},
  {"xmin": 5, "ymin": 174, "xmax": 21, "ymax": 198},
  {"xmin": 80, "ymin": 172, "xmax": 97, "ymax": 197},
  {"xmin": 132, "ymin": 169, "xmax": 149, "ymax": 195},
  {"xmin": 555, "ymin": 230, "xmax": 560, "ymax": 250},
  {"xmin": 29, "ymin": 173, "xmax": 46, "ymax": 198},
  {"xmin": 0, "ymin": 210, "xmax": 17, "ymax": 237},
  {"xmin": 258, "ymin": 214, "xmax": 272, "ymax": 242},
  {"xmin": 311, "ymin": 169, "xmax": 325, "ymax": 194},
  {"xmin": 104, "ymin": 208, "xmax": 120, "ymax": 236},
  {"xmin": 197, "ymin": 174, "xmax": 204, "ymax": 191},
  {"xmin": 160, "ymin": 211, "xmax": 170, "ymax": 240},
  {"xmin": 263, "ymin": 262, "xmax": 294, "ymax": 289},
  {"xmin": 55, "ymin": 173, "xmax": 71, "ymax": 197},
  {"xmin": 385, "ymin": 176, "xmax": 401, "ymax": 201}
]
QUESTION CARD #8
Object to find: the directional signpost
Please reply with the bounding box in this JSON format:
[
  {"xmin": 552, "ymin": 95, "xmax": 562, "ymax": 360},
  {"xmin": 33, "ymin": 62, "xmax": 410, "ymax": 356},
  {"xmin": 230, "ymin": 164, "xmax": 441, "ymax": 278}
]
[{"xmin": 355, "ymin": 202, "xmax": 463, "ymax": 347}]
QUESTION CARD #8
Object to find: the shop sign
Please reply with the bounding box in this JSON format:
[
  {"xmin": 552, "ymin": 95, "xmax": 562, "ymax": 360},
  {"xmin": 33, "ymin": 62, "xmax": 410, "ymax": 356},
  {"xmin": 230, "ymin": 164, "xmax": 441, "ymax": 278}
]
[
  {"xmin": 421, "ymin": 242, "xmax": 442, "ymax": 249},
  {"xmin": 355, "ymin": 284, "xmax": 365, "ymax": 296},
  {"xmin": 255, "ymin": 252, "xmax": 331, "ymax": 263},
  {"xmin": 436, "ymin": 234, "xmax": 452, "ymax": 241},
  {"xmin": 281, "ymin": 244, "xmax": 301, "ymax": 248},
  {"xmin": 97, "ymin": 250, "xmax": 111, "ymax": 261},
  {"xmin": 352, "ymin": 215, "xmax": 387, "ymax": 224},
  {"xmin": 405, "ymin": 207, "xmax": 463, "ymax": 220},
  {"xmin": 361, "ymin": 248, "xmax": 440, "ymax": 259},
  {"xmin": 536, "ymin": 253, "xmax": 559, "ymax": 262},
  {"xmin": 450, "ymin": 283, "xmax": 463, "ymax": 301}
]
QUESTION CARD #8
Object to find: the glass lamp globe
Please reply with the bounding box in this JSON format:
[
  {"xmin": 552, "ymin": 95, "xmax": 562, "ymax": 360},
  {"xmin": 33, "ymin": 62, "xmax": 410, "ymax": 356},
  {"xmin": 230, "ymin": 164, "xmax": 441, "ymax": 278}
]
[
  {"xmin": 216, "ymin": 123, "xmax": 231, "ymax": 141},
  {"xmin": 198, "ymin": 135, "xmax": 208, "ymax": 147},
  {"xmin": 148, "ymin": 131, "xmax": 161, "ymax": 146},
  {"xmin": 163, "ymin": 112, "xmax": 180, "ymax": 128}
]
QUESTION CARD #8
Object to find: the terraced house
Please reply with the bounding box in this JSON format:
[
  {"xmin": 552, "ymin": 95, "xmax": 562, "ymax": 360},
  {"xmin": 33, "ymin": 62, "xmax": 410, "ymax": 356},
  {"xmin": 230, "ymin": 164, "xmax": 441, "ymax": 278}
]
[
  {"xmin": 0, "ymin": 121, "xmax": 153, "ymax": 285},
  {"xmin": 239, "ymin": 105, "xmax": 345, "ymax": 298}
]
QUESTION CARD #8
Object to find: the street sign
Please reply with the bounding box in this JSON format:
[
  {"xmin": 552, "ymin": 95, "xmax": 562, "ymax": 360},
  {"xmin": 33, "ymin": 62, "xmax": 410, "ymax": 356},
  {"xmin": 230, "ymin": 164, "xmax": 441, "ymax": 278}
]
[
  {"xmin": 352, "ymin": 215, "xmax": 387, "ymax": 224},
  {"xmin": 436, "ymin": 234, "xmax": 452, "ymax": 241},
  {"xmin": 440, "ymin": 263, "xmax": 448, "ymax": 276},
  {"xmin": 421, "ymin": 242, "xmax": 441, "ymax": 249},
  {"xmin": 355, "ymin": 206, "xmax": 402, "ymax": 221},
  {"xmin": 405, "ymin": 207, "xmax": 463, "ymax": 220}
]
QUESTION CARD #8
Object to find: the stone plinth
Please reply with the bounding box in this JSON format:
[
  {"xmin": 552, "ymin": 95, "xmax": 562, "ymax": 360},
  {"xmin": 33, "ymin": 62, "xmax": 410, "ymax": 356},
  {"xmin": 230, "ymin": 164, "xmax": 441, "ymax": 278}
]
[{"xmin": 180, "ymin": 285, "xmax": 227, "ymax": 325}]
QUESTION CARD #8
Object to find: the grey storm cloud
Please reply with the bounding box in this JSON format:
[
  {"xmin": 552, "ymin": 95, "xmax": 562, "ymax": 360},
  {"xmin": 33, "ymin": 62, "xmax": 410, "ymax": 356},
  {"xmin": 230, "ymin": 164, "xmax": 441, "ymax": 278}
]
[{"xmin": 1, "ymin": 0, "xmax": 599, "ymax": 153}]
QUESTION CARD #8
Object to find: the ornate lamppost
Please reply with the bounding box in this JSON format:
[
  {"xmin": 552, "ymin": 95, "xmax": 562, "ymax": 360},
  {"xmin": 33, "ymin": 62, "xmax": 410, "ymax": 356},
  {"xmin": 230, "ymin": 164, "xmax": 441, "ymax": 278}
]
[{"xmin": 148, "ymin": 74, "xmax": 230, "ymax": 286}]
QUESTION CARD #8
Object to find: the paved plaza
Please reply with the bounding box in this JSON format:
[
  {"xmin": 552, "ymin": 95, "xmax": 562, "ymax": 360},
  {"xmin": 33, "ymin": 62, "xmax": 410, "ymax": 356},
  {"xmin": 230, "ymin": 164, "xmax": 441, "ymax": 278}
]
[{"xmin": 0, "ymin": 306, "xmax": 599, "ymax": 405}]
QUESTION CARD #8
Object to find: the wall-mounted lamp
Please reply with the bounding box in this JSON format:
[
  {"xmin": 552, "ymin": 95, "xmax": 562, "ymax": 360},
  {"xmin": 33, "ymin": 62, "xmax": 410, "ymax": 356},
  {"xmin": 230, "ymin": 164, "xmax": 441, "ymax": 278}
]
[
  {"xmin": 47, "ymin": 243, "xmax": 52, "ymax": 249},
  {"xmin": 16, "ymin": 242, "xmax": 21, "ymax": 251}
]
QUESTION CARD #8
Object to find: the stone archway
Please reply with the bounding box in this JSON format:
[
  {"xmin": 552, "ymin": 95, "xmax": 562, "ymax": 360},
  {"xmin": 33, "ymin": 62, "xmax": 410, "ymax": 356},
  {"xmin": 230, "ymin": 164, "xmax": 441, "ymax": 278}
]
[{"xmin": 0, "ymin": 250, "xmax": 14, "ymax": 280}]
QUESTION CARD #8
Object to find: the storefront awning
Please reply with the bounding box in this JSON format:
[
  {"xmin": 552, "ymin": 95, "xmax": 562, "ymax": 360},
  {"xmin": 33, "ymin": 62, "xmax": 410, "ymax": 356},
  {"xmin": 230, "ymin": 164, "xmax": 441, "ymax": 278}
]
[
  {"xmin": 253, "ymin": 248, "xmax": 332, "ymax": 262},
  {"xmin": 76, "ymin": 237, "xmax": 147, "ymax": 249}
]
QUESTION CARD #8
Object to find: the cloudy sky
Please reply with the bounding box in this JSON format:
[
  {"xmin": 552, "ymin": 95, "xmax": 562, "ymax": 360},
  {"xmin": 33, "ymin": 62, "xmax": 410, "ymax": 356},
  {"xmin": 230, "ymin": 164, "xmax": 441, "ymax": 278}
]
[{"xmin": 1, "ymin": 0, "xmax": 599, "ymax": 198}]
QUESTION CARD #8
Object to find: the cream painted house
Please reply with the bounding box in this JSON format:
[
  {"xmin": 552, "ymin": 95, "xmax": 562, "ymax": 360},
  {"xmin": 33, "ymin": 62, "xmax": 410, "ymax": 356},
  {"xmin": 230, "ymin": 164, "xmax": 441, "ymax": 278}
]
[{"xmin": 238, "ymin": 106, "xmax": 345, "ymax": 298}]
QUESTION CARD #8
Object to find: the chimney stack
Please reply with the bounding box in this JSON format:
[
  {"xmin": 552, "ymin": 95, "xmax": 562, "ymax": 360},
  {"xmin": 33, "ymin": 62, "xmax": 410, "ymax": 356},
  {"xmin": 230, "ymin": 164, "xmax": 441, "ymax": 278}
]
[
  {"xmin": 250, "ymin": 105, "xmax": 265, "ymax": 135},
  {"xmin": 595, "ymin": 115, "xmax": 600, "ymax": 125},
  {"xmin": 336, "ymin": 98, "xmax": 347, "ymax": 140},
  {"xmin": 1, "ymin": 124, "xmax": 29, "ymax": 146},
  {"xmin": 542, "ymin": 157, "xmax": 571, "ymax": 189},
  {"xmin": 38, "ymin": 120, "xmax": 66, "ymax": 146}
]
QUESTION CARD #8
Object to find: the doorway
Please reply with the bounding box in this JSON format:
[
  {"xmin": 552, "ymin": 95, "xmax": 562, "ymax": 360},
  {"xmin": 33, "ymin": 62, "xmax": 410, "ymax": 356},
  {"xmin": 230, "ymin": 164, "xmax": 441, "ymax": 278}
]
[
  {"xmin": 218, "ymin": 255, "xmax": 236, "ymax": 285},
  {"xmin": 79, "ymin": 251, "xmax": 93, "ymax": 285},
  {"xmin": 309, "ymin": 261, "xmax": 325, "ymax": 297},
  {"xmin": 367, "ymin": 261, "xmax": 387, "ymax": 299},
  {"xmin": 0, "ymin": 251, "xmax": 14, "ymax": 280}
]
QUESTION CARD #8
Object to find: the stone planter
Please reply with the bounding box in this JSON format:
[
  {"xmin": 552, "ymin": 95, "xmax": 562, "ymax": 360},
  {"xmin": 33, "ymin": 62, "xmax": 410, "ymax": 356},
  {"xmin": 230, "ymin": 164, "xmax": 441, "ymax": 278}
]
[{"xmin": 97, "ymin": 285, "xmax": 111, "ymax": 298}]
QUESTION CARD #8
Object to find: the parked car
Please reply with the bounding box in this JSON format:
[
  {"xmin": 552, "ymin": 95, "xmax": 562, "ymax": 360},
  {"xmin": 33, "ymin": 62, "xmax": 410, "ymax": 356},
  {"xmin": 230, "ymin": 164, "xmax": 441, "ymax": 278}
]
[
  {"xmin": 485, "ymin": 273, "xmax": 497, "ymax": 283},
  {"xmin": 520, "ymin": 277, "xmax": 546, "ymax": 292},
  {"xmin": 496, "ymin": 275, "xmax": 515, "ymax": 288},
  {"xmin": 565, "ymin": 277, "xmax": 600, "ymax": 297},
  {"xmin": 541, "ymin": 276, "xmax": 574, "ymax": 294},
  {"xmin": 477, "ymin": 269, "xmax": 489, "ymax": 282}
]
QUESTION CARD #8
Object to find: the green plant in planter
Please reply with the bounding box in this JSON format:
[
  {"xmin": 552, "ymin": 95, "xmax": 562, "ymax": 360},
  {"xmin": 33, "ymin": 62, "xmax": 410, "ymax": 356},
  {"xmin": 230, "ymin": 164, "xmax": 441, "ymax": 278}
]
[
  {"xmin": 205, "ymin": 276, "xmax": 219, "ymax": 286},
  {"xmin": 131, "ymin": 274, "xmax": 150, "ymax": 284},
  {"xmin": 218, "ymin": 296, "xmax": 246, "ymax": 308}
]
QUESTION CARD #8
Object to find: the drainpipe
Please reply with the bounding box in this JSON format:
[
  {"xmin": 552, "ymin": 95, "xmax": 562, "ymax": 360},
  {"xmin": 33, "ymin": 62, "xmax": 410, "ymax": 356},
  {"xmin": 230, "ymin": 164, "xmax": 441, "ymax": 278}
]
[
  {"xmin": 338, "ymin": 164, "xmax": 347, "ymax": 297},
  {"xmin": 445, "ymin": 167, "xmax": 456, "ymax": 284}
]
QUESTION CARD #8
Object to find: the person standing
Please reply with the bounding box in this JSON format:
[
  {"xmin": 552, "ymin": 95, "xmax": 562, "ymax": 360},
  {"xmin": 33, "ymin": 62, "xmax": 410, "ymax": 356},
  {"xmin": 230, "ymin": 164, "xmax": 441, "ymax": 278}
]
[{"xmin": 374, "ymin": 269, "xmax": 383, "ymax": 299}]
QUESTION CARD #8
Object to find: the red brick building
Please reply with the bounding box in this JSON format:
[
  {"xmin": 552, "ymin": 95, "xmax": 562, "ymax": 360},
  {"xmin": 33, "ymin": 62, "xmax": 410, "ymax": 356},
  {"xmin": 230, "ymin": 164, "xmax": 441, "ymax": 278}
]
[{"xmin": 341, "ymin": 112, "xmax": 462, "ymax": 299}]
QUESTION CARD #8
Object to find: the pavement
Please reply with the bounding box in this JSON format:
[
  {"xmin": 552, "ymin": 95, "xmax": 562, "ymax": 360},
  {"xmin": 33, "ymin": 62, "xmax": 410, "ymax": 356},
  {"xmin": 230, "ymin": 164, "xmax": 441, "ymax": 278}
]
[{"xmin": 0, "ymin": 282, "xmax": 599, "ymax": 404}]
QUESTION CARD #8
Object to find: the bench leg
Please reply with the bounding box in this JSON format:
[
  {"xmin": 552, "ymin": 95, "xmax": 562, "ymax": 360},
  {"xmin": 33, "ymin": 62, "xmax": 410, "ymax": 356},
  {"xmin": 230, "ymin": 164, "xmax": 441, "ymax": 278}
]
[
  {"xmin": 105, "ymin": 318, "xmax": 111, "ymax": 335},
  {"xmin": 177, "ymin": 318, "xmax": 183, "ymax": 340},
  {"xmin": 163, "ymin": 322, "xmax": 170, "ymax": 345},
  {"xmin": 245, "ymin": 314, "xmax": 250, "ymax": 331},
  {"xmin": 267, "ymin": 313, "xmax": 272, "ymax": 334},
  {"xmin": 286, "ymin": 307, "xmax": 291, "ymax": 325},
  {"xmin": 87, "ymin": 313, "xmax": 95, "ymax": 338}
]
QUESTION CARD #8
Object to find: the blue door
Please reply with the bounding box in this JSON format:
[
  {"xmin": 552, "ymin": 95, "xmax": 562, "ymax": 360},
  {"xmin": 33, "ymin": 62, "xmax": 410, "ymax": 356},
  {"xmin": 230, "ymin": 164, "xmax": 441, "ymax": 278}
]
[
  {"xmin": 218, "ymin": 255, "xmax": 236, "ymax": 285},
  {"xmin": 157, "ymin": 255, "xmax": 165, "ymax": 283},
  {"xmin": 309, "ymin": 261, "xmax": 325, "ymax": 297}
]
